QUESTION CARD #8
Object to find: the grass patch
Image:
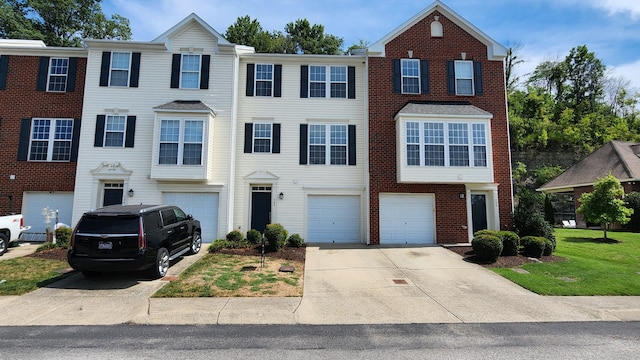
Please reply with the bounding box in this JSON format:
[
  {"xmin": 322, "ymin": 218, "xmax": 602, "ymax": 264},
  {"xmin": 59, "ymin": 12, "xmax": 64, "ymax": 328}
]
[
  {"xmin": 493, "ymin": 228, "xmax": 640, "ymax": 295},
  {"xmin": 153, "ymin": 253, "xmax": 303, "ymax": 297},
  {"xmin": 0, "ymin": 257, "xmax": 75, "ymax": 295}
]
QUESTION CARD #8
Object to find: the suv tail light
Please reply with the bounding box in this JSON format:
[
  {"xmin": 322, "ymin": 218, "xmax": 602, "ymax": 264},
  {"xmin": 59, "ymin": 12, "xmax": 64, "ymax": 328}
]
[
  {"xmin": 138, "ymin": 217, "xmax": 147, "ymax": 250},
  {"xmin": 70, "ymin": 224, "xmax": 79, "ymax": 247}
]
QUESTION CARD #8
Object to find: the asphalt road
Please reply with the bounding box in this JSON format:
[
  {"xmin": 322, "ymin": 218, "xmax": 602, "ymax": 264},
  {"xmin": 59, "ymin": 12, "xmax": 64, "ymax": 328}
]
[{"xmin": 1, "ymin": 322, "xmax": 639, "ymax": 359}]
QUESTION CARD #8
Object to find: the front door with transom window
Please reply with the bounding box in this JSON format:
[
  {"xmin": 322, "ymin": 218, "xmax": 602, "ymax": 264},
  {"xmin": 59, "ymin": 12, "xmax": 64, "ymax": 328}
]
[
  {"xmin": 471, "ymin": 193, "xmax": 488, "ymax": 233},
  {"xmin": 250, "ymin": 186, "xmax": 271, "ymax": 233},
  {"xmin": 103, "ymin": 183, "xmax": 124, "ymax": 206}
]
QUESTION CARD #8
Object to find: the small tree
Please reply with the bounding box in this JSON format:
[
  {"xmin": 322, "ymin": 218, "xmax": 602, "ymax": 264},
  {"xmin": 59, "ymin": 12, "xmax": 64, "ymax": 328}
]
[{"xmin": 577, "ymin": 173, "xmax": 633, "ymax": 240}]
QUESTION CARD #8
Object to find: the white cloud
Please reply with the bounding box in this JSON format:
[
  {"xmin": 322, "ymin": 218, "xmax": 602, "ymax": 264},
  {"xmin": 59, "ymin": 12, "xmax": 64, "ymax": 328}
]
[
  {"xmin": 610, "ymin": 60, "xmax": 640, "ymax": 92},
  {"xmin": 587, "ymin": 0, "xmax": 640, "ymax": 20}
]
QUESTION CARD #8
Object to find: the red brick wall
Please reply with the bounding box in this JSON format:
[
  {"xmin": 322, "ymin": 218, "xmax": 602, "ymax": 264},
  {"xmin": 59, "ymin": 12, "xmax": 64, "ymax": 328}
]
[
  {"xmin": 0, "ymin": 55, "xmax": 86, "ymax": 214},
  {"xmin": 368, "ymin": 11, "xmax": 513, "ymax": 244}
]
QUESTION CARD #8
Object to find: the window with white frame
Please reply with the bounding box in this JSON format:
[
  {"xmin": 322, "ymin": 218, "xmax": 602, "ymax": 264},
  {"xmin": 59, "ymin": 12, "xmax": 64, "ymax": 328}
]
[
  {"xmin": 255, "ymin": 64, "xmax": 273, "ymax": 96},
  {"xmin": 309, "ymin": 124, "xmax": 347, "ymax": 165},
  {"xmin": 29, "ymin": 118, "xmax": 73, "ymax": 161},
  {"xmin": 405, "ymin": 121, "xmax": 487, "ymax": 167},
  {"xmin": 109, "ymin": 52, "xmax": 131, "ymax": 87},
  {"xmin": 181, "ymin": 54, "xmax": 201, "ymax": 89},
  {"xmin": 401, "ymin": 59, "xmax": 420, "ymax": 94},
  {"xmin": 253, "ymin": 123, "xmax": 272, "ymax": 152},
  {"xmin": 159, "ymin": 119, "xmax": 204, "ymax": 165},
  {"xmin": 104, "ymin": 115, "xmax": 126, "ymax": 147},
  {"xmin": 308, "ymin": 65, "xmax": 348, "ymax": 98},
  {"xmin": 47, "ymin": 58, "xmax": 68, "ymax": 92},
  {"xmin": 454, "ymin": 60, "xmax": 474, "ymax": 95}
]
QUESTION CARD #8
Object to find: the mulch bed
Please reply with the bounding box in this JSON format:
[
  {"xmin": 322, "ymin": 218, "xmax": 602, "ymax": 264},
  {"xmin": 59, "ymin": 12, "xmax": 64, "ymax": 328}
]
[{"xmin": 445, "ymin": 246, "xmax": 566, "ymax": 268}]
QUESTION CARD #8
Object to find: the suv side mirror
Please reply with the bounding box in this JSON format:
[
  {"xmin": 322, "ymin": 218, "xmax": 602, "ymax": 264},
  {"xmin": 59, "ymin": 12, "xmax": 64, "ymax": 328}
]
[{"xmin": 187, "ymin": 214, "xmax": 193, "ymax": 220}]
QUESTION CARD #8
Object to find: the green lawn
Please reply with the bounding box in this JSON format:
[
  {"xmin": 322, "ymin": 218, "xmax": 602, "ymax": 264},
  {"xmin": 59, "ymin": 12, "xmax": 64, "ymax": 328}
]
[
  {"xmin": 0, "ymin": 257, "xmax": 74, "ymax": 295},
  {"xmin": 493, "ymin": 228, "xmax": 640, "ymax": 295}
]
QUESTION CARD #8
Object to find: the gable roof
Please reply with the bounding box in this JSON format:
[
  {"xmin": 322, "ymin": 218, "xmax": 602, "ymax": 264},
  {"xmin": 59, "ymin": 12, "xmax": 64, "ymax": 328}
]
[
  {"xmin": 538, "ymin": 140, "xmax": 640, "ymax": 192},
  {"xmin": 153, "ymin": 13, "xmax": 231, "ymax": 46},
  {"xmin": 368, "ymin": 0, "xmax": 507, "ymax": 60}
]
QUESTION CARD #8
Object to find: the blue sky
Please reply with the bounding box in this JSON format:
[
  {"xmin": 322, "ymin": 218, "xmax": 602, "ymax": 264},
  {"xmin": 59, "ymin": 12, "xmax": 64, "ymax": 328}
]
[{"xmin": 102, "ymin": 0, "xmax": 640, "ymax": 91}]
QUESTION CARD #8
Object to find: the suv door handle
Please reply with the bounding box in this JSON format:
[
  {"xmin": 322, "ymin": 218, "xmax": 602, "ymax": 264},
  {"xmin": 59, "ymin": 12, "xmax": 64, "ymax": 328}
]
[{"xmin": 167, "ymin": 230, "xmax": 173, "ymax": 234}]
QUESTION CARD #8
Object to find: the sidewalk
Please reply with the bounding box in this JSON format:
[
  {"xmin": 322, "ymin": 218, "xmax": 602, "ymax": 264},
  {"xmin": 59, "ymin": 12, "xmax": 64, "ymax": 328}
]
[{"xmin": 0, "ymin": 245, "xmax": 639, "ymax": 325}]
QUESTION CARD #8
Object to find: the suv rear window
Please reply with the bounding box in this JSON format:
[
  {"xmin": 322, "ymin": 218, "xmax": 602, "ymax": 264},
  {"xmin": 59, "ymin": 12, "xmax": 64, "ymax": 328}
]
[{"xmin": 76, "ymin": 216, "xmax": 139, "ymax": 234}]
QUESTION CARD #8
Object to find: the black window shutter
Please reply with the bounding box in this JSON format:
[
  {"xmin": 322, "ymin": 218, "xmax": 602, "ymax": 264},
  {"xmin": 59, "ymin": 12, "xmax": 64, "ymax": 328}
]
[
  {"xmin": 348, "ymin": 66, "xmax": 356, "ymax": 99},
  {"xmin": 36, "ymin": 57, "xmax": 49, "ymax": 91},
  {"xmin": 299, "ymin": 124, "xmax": 308, "ymax": 164},
  {"xmin": 17, "ymin": 118, "xmax": 31, "ymax": 161},
  {"xmin": 272, "ymin": 123, "xmax": 281, "ymax": 153},
  {"xmin": 446, "ymin": 60, "xmax": 455, "ymax": 95},
  {"xmin": 348, "ymin": 125, "xmax": 356, "ymax": 165},
  {"xmin": 274, "ymin": 64, "xmax": 282, "ymax": 97},
  {"xmin": 66, "ymin": 57, "xmax": 78, "ymax": 92},
  {"xmin": 244, "ymin": 123, "xmax": 253, "ymax": 153},
  {"xmin": 474, "ymin": 61, "xmax": 483, "ymax": 95},
  {"xmin": 170, "ymin": 54, "xmax": 181, "ymax": 88},
  {"xmin": 245, "ymin": 64, "xmax": 254, "ymax": 96},
  {"xmin": 70, "ymin": 118, "xmax": 81, "ymax": 162},
  {"xmin": 125, "ymin": 116, "xmax": 136, "ymax": 148},
  {"xmin": 420, "ymin": 60, "xmax": 430, "ymax": 94},
  {"xmin": 130, "ymin": 52, "xmax": 141, "ymax": 88},
  {"xmin": 94, "ymin": 115, "xmax": 106, "ymax": 147},
  {"xmin": 99, "ymin": 52, "xmax": 111, "ymax": 86},
  {"xmin": 392, "ymin": 59, "xmax": 401, "ymax": 93},
  {"xmin": 0, "ymin": 55, "xmax": 8, "ymax": 90},
  {"xmin": 300, "ymin": 65, "xmax": 308, "ymax": 98},
  {"xmin": 200, "ymin": 55, "xmax": 210, "ymax": 89}
]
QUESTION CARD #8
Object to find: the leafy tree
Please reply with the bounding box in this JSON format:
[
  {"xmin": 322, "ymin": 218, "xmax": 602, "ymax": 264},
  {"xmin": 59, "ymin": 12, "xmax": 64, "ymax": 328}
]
[
  {"xmin": 0, "ymin": 0, "xmax": 131, "ymax": 47},
  {"xmin": 577, "ymin": 173, "xmax": 633, "ymax": 240},
  {"xmin": 284, "ymin": 19, "xmax": 343, "ymax": 54},
  {"xmin": 345, "ymin": 39, "xmax": 369, "ymax": 54},
  {"xmin": 505, "ymin": 41, "xmax": 524, "ymax": 93},
  {"xmin": 562, "ymin": 45, "xmax": 605, "ymax": 120}
]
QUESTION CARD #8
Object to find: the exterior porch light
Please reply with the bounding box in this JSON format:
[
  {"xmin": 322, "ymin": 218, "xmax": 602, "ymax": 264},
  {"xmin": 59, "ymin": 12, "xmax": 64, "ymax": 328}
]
[
  {"xmin": 279, "ymin": 192, "xmax": 284, "ymax": 200},
  {"xmin": 128, "ymin": 189, "xmax": 134, "ymax": 197}
]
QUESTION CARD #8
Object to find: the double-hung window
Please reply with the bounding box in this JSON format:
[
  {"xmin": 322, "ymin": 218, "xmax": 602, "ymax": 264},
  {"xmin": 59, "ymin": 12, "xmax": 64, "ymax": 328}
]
[
  {"xmin": 104, "ymin": 115, "xmax": 126, "ymax": 147},
  {"xmin": 330, "ymin": 66, "xmax": 347, "ymax": 98},
  {"xmin": 181, "ymin": 54, "xmax": 201, "ymax": 89},
  {"xmin": 309, "ymin": 124, "xmax": 347, "ymax": 165},
  {"xmin": 255, "ymin": 64, "xmax": 273, "ymax": 96},
  {"xmin": 401, "ymin": 59, "xmax": 420, "ymax": 94},
  {"xmin": 159, "ymin": 119, "xmax": 203, "ymax": 165},
  {"xmin": 109, "ymin": 52, "xmax": 131, "ymax": 87},
  {"xmin": 454, "ymin": 60, "xmax": 474, "ymax": 95},
  {"xmin": 47, "ymin": 58, "xmax": 68, "ymax": 92},
  {"xmin": 253, "ymin": 123, "xmax": 272, "ymax": 152},
  {"xmin": 405, "ymin": 121, "xmax": 487, "ymax": 167},
  {"xmin": 308, "ymin": 65, "xmax": 348, "ymax": 98},
  {"xmin": 29, "ymin": 118, "xmax": 73, "ymax": 161},
  {"xmin": 309, "ymin": 66, "xmax": 326, "ymax": 98}
]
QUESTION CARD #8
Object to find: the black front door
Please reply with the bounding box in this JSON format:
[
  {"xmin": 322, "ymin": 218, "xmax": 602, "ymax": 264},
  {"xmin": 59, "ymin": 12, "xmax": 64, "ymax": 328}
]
[
  {"xmin": 471, "ymin": 194, "xmax": 488, "ymax": 233},
  {"xmin": 251, "ymin": 191, "xmax": 271, "ymax": 233},
  {"xmin": 103, "ymin": 184, "xmax": 124, "ymax": 206}
]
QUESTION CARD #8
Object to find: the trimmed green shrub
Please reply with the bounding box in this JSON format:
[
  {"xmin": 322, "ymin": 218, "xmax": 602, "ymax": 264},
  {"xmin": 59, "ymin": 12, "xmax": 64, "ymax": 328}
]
[
  {"xmin": 513, "ymin": 191, "xmax": 556, "ymax": 250},
  {"xmin": 498, "ymin": 231, "xmax": 520, "ymax": 256},
  {"xmin": 520, "ymin": 236, "xmax": 545, "ymax": 258},
  {"xmin": 54, "ymin": 227, "xmax": 72, "ymax": 248},
  {"xmin": 624, "ymin": 192, "xmax": 640, "ymax": 231},
  {"xmin": 247, "ymin": 229, "xmax": 262, "ymax": 244},
  {"xmin": 264, "ymin": 223, "xmax": 288, "ymax": 251},
  {"xmin": 226, "ymin": 230, "xmax": 244, "ymax": 242},
  {"xmin": 473, "ymin": 229, "xmax": 498, "ymax": 237},
  {"xmin": 543, "ymin": 238, "xmax": 554, "ymax": 256},
  {"xmin": 471, "ymin": 234, "xmax": 503, "ymax": 262},
  {"xmin": 208, "ymin": 239, "xmax": 251, "ymax": 252},
  {"xmin": 287, "ymin": 233, "xmax": 304, "ymax": 248}
]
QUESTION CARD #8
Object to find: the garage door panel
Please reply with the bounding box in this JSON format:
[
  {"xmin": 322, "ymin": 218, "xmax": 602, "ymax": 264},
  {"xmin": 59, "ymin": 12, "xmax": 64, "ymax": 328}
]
[
  {"xmin": 307, "ymin": 195, "xmax": 360, "ymax": 243},
  {"xmin": 163, "ymin": 193, "xmax": 218, "ymax": 243},
  {"xmin": 380, "ymin": 194, "xmax": 435, "ymax": 245},
  {"xmin": 22, "ymin": 192, "xmax": 74, "ymax": 233}
]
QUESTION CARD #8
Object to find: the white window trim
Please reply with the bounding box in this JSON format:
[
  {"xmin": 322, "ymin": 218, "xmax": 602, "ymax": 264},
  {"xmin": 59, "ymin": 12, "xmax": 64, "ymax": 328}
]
[
  {"xmin": 308, "ymin": 65, "xmax": 348, "ymax": 98},
  {"xmin": 46, "ymin": 57, "xmax": 68, "ymax": 92},
  {"xmin": 405, "ymin": 120, "xmax": 487, "ymax": 168},
  {"xmin": 253, "ymin": 122, "xmax": 273, "ymax": 153},
  {"xmin": 308, "ymin": 123, "xmax": 348, "ymax": 165},
  {"xmin": 401, "ymin": 58, "xmax": 420, "ymax": 94},
  {"xmin": 109, "ymin": 51, "xmax": 131, "ymax": 87},
  {"xmin": 158, "ymin": 118, "xmax": 204, "ymax": 166},
  {"xmin": 180, "ymin": 53, "xmax": 201, "ymax": 89},
  {"xmin": 104, "ymin": 115, "xmax": 126, "ymax": 148},
  {"xmin": 28, "ymin": 118, "xmax": 74, "ymax": 162},
  {"xmin": 254, "ymin": 64, "xmax": 274, "ymax": 97},
  {"xmin": 454, "ymin": 60, "xmax": 474, "ymax": 96}
]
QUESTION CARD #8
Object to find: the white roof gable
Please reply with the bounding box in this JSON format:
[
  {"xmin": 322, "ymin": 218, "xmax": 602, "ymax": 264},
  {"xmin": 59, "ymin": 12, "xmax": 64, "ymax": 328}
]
[
  {"xmin": 152, "ymin": 13, "xmax": 231, "ymax": 45},
  {"xmin": 368, "ymin": 0, "xmax": 507, "ymax": 60}
]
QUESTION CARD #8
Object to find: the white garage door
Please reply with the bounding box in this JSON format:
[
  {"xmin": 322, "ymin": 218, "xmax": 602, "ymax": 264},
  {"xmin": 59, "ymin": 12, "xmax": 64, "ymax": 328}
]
[
  {"xmin": 163, "ymin": 192, "xmax": 219, "ymax": 243},
  {"xmin": 22, "ymin": 192, "xmax": 74, "ymax": 233},
  {"xmin": 380, "ymin": 193, "xmax": 435, "ymax": 245},
  {"xmin": 307, "ymin": 195, "xmax": 360, "ymax": 243}
]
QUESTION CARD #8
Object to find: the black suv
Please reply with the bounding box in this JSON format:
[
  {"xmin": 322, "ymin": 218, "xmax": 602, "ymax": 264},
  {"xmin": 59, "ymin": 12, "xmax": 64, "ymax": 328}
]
[{"xmin": 68, "ymin": 204, "xmax": 202, "ymax": 278}]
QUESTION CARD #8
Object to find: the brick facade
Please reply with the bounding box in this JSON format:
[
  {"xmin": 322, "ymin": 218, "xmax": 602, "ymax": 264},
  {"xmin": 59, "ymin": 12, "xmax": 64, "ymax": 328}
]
[
  {"xmin": 368, "ymin": 11, "xmax": 513, "ymax": 244},
  {"xmin": 0, "ymin": 55, "xmax": 86, "ymax": 214}
]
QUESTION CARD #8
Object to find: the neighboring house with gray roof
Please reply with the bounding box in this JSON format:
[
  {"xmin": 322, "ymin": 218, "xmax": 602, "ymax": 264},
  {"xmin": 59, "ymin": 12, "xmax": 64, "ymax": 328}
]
[{"xmin": 538, "ymin": 140, "xmax": 640, "ymax": 228}]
